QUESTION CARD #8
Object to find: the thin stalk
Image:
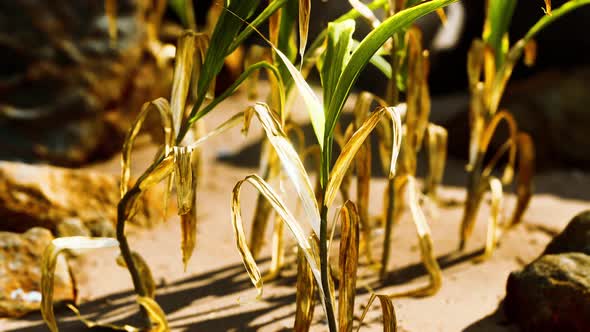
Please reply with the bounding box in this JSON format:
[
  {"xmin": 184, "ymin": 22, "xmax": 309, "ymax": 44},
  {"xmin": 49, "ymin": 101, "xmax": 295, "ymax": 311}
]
[
  {"xmin": 320, "ymin": 136, "xmax": 337, "ymax": 332},
  {"xmin": 459, "ymin": 154, "xmax": 484, "ymax": 250},
  {"xmin": 380, "ymin": 179, "xmax": 395, "ymax": 278},
  {"xmin": 116, "ymin": 186, "xmax": 151, "ymax": 327}
]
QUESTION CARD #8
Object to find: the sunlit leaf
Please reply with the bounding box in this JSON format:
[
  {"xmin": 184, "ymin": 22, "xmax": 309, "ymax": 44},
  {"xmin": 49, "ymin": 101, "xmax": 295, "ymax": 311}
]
[
  {"xmin": 230, "ymin": 175, "xmax": 324, "ymax": 307},
  {"xmin": 294, "ymin": 241, "xmax": 317, "ymax": 331},
  {"xmin": 42, "ymin": 237, "xmax": 119, "ymax": 332},
  {"xmin": 483, "ymin": 0, "xmax": 516, "ymax": 66},
  {"xmin": 349, "ymin": 0, "xmax": 381, "ymax": 29},
  {"xmin": 67, "ymin": 304, "xmax": 137, "ymax": 331},
  {"xmin": 338, "ymin": 201, "xmax": 360, "ymax": 332},
  {"xmin": 480, "ymin": 111, "xmax": 517, "ymax": 184},
  {"xmin": 137, "ymin": 296, "xmax": 169, "ymax": 332},
  {"xmin": 116, "ymin": 252, "xmax": 156, "ymax": 298},
  {"xmin": 357, "ymin": 294, "xmax": 397, "ymax": 332},
  {"xmin": 171, "ymin": 32, "xmax": 198, "ymax": 135},
  {"xmin": 544, "ymin": 0, "xmax": 552, "ymax": 15},
  {"xmin": 508, "ymin": 133, "xmax": 535, "ymax": 227},
  {"xmin": 478, "ymin": 177, "xmax": 503, "ymax": 261},
  {"xmin": 121, "ymin": 98, "xmax": 174, "ymax": 197},
  {"xmin": 325, "ymin": 106, "xmax": 403, "ymax": 207},
  {"xmin": 299, "ymin": 0, "xmax": 311, "ymax": 60}
]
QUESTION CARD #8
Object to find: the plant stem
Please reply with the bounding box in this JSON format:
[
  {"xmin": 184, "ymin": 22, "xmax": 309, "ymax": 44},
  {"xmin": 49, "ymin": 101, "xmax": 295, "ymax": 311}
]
[
  {"xmin": 319, "ymin": 137, "xmax": 337, "ymax": 332},
  {"xmin": 116, "ymin": 186, "xmax": 151, "ymax": 327}
]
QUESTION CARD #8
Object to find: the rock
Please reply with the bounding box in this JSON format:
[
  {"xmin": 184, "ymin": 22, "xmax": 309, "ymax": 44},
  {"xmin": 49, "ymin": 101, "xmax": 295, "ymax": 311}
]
[
  {"xmin": 0, "ymin": 161, "xmax": 164, "ymax": 236},
  {"xmin": 504, "ymin": 253, "xmax": 590, "ymax": 332},
  {"xmin": 0, "ymin": 0, "xmax": 172, "ymax": 166},
  {"xmin": 0, "ymin": 228, "xmax": 74, "ymax": 318},
  {"xmin": 543, "ymin": 210, "xmax": 590, "ymax": 256}
]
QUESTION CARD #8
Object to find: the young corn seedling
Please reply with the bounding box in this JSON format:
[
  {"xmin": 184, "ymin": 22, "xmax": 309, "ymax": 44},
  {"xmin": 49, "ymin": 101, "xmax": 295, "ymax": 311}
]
[
  {"xmin": 229, "ymin": 1, "xmax": 456, "ymax": 330},
  {"xmin": 41, "ymin": 1, "xmax": 292, "ymax": 330},
  {"xmin": 459, "ymin": 0, "xmax": 590, "ymax": 259}
]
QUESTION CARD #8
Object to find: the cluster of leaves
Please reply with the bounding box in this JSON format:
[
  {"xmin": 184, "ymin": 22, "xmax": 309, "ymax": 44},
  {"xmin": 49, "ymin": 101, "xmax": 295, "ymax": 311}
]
[{"xmin": 39, "ymin": 0, "xmax": 590, "ymax": 331}]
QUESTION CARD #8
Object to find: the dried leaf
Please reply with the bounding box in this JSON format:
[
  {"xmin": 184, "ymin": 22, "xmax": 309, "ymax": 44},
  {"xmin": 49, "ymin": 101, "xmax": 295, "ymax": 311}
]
[
  {"xmin": 174, "ymin": 146, "xmax": 195, "ymax": 215},
  {"xmin": 523, "ymin": 39, "xmax": 537, "ymax": 67},
  {"xmin": 266, "ymin": 214, "xmax": 285, "ymax": 281},
  {"xmin": 137, "ymin": 296, "xmax": 169, "ymax": 332},
  {"xmin": 170, "ymin": 32, "xmax": 198, "ymax": 135},
  {"xmin": 247, "ymin": 103, "xmax": 321, "ymax": 236},
  {"xmin": 479, "ymin": 177, "xmax": 503, "ymax": 261},
  {"xmin": 544, "ymin": 0, "xmax": 552, "ymax": 15},
  {"xmin": 105, "ymin": 0, "xmax": 117, "ymax": 43},
  {"xmin": 180, "ymin": 209, "xmax": 197, "ymax": 270},
  {"xmin": 325, "ymin": 106, "xmax": 403, "ymax": 207},
  {"xmin": 508, "ymin": 133, "xmax": 535, "ymax": 227},
  {"xmin": 42, "ymin": 237, "xmax": 119, "ymax": 332},
  {"xmin": 294, "ymin": 242, "xmax": 317, "ymax": 332},
  {"xmin": 357, "ymin": 294, "xmax": 397, "ymax": 332},
  {"xmin": 116, "ymin": 252, "xmax": 156, "ymax": 298},
  {"xmin": 338, "ymin": 201, "xmax": 360, "ymax": 332},
  {"xmin": 299, "ymin": 0, "xmax": 311, "ymax": 59},
  {"xmin": 424, "ymin": 124, "xmax": 448, "ymax": 199},
  {"xmin": 121, "ymin": 98, "xmax": 174, "ymax": 197},
  {"xmin": 480, "ymin": 111, "xmax": 518, "ymax": 184},
  {"xmin": 67, "ymin": 305, "xmax": 137, "ymax": 331},
  {"xmin": 230, "ymin": 174, "xmax": 324, "ymax": 305}
]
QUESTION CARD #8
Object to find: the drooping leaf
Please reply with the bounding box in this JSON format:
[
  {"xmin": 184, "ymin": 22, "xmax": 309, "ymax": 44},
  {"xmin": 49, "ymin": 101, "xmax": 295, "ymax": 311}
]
[
  {"xmin": 121, "ymin": 98, "xmax": 174, "ymax": 197},
  {"xmin": 299, "ymin": 0, "xmax": 311, "ymax": 60},
  {"xmin": 116, "ymin": 252, "xmax": 156, "ymax": 298},
  {"xmin": 508, "ymin": 133, "xmax": 535, "ymax": 227},
  {"xmin": 294, "ymin": 241, "xmax": 317, "ymax": 331},
  {"xmin": 479, "ymin": 177, "xmax": 503, "ymax": 261},
  {"xmin": 326, "ymin": 0, "xmax": 457, "ymax": 137},
  {"xmin": 67, "ymin": 304, "xmax": 137, "ymax": 331},
  {"xmin": 357, "ymin": 294, "xmax": 397, "ymax": 332},
  {"xmin": 338, "ymin": 201, "xmax": 360, "ymax": 332},
  {"xmin": 137, "ymin": 296, "xmax": 169, "ymax": 332},
  {"xmin": 230, "ymin": 175, "xmax": 325, "ymax": 308},
  {"xmin": 325, "ymin": 106, "xmax": 403, "ymax": 207},
  {"xmin": 42, "ymin": 237, "xmax": 119, "ymax": 332},
  {"xmin": 424, "ymin": 124, "xmax": 448, "ymax": 199},
  {"xmin": 480, "ymin": 111, "xmax": 518, "ymax": 184}
]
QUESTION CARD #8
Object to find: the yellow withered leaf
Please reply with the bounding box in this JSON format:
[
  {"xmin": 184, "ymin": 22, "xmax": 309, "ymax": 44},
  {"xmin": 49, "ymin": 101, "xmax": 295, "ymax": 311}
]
[
  {"xmin": 544, "ymin": 0, "xmax": 552, "ymax": 15},
  {"xmin": 41, "ymin": 237, "xmax": 119, "ymax": 332},
  {"xmin": 170, "ymin": 32, "xmax": 198, "ymax": 135},
  {"xmin": 138, "ymin": 154, "xmax": 175, "ymax": 192},
  {"xmin": 299, "ymin": 0, "xmax": 311, "ymax": 60},
  {"xmin": 173, "ymin": 146, "xmax": 195, "ymax": 215},
  {"xmin": 389, "ymin": 176, "xmax": 442, "ymax": 297},
  {"xmin": 294, "ymin": 242, "xmax": 317, "ymax": 332},
  {"xmin": 121, "ymin": 98, "xmax": 174, "ymax": 197},
  {"xmin": 436, "ymin": 8, "xmax": 447, "ymax": 25},
  {"xmin": 523, "ymin": 39, "xmax": 537, "ymax": 67},
  {"xmin": 180, "ymin": 210, "xmax": 197, "ymax": 270},
  {"xmin": 247, "ymin": 103, "xmax": 321, "ymax": 236},
  {"xmin": 479, "ymin": 177, "xmax": 503, "ymax": 261},
  {"xmin": 265, "ymin": 213, "xmax": 285, "ymax": 281},
  {"xmin": 338, "ymin": 201, "xmax": 360, "ymax": 332},
  {"xmin": 231, "ymin": 174, "xmax": 325, "ymax": 308},
  {"xmin": 467, "ymin": 39, "xmax": 485, "ymax": 90},
  {"xmin": 105, "ymin": 0, "xmax": 117, "ymax": 44},
  {"xmin": 424, "ymin": 124, "xmax": 448, "ymax": 199},
  {"xmin": 67, "ymin": 304, "xmax": 137, "ymax": 331},
  {"xmin": 137, "ymin": 296, "xmax": 169, "ymax": 332},
  {"xmin": 509, "ymin": 133, "xmax": 535, "ymax": 227},
  {"xmin": 480, "ymin": 111, "xmax": 517, "ymax": 184},
  {"xmin": 116, "ymin": 252, "xmax": 156, "ymax": 299},
  {"xmin": 325, "ymin": 106, "xmax": 402, "ymax": 207},
  {"xmin": 357, "ymin": 294, "xmax": 397, "ymax": 332}
]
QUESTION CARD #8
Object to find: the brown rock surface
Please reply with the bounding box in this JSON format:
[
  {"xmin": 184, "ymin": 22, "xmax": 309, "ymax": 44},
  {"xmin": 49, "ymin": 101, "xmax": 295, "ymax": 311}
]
[
  {"xmin": 0, "ymin": 228, "xmax": 74, "ymax": 318},
  {"xmin": 0, "ymin": 161, "xmax": 163, "ymax": 236}
]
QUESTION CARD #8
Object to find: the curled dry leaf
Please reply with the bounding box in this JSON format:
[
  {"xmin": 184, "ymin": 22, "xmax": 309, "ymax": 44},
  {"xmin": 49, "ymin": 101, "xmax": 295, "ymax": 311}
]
[
  {"xmin": 230, "ymin": 174, "xmax": 324, "ymax": 304},
  {"xmin": 121, "ymin": 98, "xmax": 174, "ymax": 197},
  {"xmin": 325, "ymin": 106, "xmax": 402, "ymax": 207},
  {"xmin": 116, "ymin": 252, "xmax": 156, "ymax": 298},
  {"xmin": 338, "ymin": 201, "xmax": 360, "ymax": 332},
  {"xmin": 480, "ymin": 111, "xmax": 517, "ymax": 184},
  {"xmin": 294, "ymin": 241, "xmax": 317, "ymax": 332},
  {"xmin": 67, "ymin": 304, "xmax": 137, "ymax": 331},
  {"xmin": 41, "ymin": 237, "xmax": 119, "ymax": 332},
  {"xmin": 479, "ymin": 177, "xmax": 503, "ymax": 261},
  {"xmin": 357, "ymin": 294, "xmax": 397, "ymax": 332},
  {"xmin": 137, "ymin": 296, "xmax": 169, "ymax": 332},
  {"xmin": 508, "ymin": 133, "xmax": 535, "ymax": 227}
]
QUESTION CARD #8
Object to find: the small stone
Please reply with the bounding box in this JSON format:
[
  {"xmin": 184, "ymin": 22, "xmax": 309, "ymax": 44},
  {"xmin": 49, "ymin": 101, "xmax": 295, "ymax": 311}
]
[
  {"xmin": 0, "ymin": 161, "xmax": 164, "ymax": 235},
  {"xmin": 543, "ymin": 210, "xmax": 590, "ymax": 256},
  {"xmin": 504, "ymin": 253, "xmax": 590, "ymax": 332},
  {"xmin": 0, "ymin": 228, "xmax": 74, "ymax": 318}
]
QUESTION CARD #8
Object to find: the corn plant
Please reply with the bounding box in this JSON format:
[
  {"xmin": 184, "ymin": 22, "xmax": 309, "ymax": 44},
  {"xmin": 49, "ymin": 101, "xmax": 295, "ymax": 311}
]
[
  {"xmin": 229, "ymin": 1, "xmax": 456, "ymax": 330},
  {"xmin": 459, "ymin": 0, "xmax": 590, "ymax": 259}
]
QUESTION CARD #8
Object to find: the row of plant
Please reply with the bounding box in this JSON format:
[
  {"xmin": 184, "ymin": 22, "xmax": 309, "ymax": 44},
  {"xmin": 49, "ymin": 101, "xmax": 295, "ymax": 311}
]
[{"xmin": 39, "ymin": 0, "xmax": 590, "ymax": 331}]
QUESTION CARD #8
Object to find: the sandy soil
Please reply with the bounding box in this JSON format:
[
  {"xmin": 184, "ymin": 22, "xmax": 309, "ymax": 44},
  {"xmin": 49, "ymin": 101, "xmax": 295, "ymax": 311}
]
[{"xmin": 1, "ymin": 90, "xmax": 589, "ymax": 332}]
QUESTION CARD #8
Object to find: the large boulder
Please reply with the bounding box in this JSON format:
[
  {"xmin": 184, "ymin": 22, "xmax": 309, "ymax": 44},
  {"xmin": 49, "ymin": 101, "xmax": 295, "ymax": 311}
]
[
  {"xmin": 504, "ymin": 253, "xmax": 590, "ymax": 332},
  {"xmin": 543, "ymin": 210, "xmax": 590, "ymax": 256},
  {"xmin": 0, "ymin": 228, "xmax": 74, "ymax": 318},
  {"xmin": 0, "ymin": 161, "xmax": 164, "ymax": 236},
  {"xmin": 0, "ymin": 0, "xmax": 171, "ymax": 166}
]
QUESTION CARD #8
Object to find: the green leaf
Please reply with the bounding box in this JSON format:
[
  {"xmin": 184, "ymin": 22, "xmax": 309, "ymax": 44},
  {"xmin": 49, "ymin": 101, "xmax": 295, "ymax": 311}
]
[
  {"xmin": 325, "ymin": 0, "xmax": 457, "ymax": 138},
  {"xmin": 483, "ymin": 0, "xmax": 517, "ymax": 66},
  {"xmin": 320, "ymin": 20, "xmax": 356, "ymax": 112}
]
